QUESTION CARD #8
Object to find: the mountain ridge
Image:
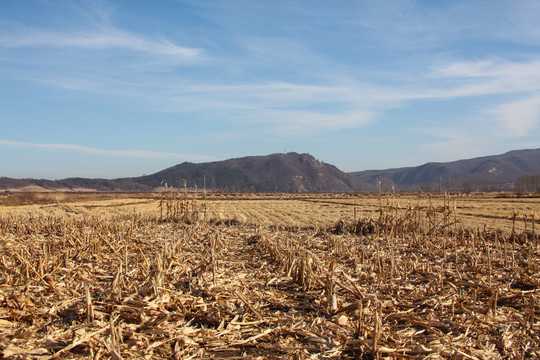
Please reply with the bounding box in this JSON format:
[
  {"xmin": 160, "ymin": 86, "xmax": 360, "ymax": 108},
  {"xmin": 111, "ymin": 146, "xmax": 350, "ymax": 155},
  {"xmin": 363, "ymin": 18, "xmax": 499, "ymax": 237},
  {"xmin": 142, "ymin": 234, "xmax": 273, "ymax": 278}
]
[
  {"xmin": 131, "ymin": 152, "xmax": 375, "ymax": 192},
  {"xmin": 349, "ymin": 148, "xmax": 540, "ymax": 192},
  {"xmin": 1, "ymin": 149, "xmax": 539, "ymax": 193},
  {"xmin": 0, "ymin": 152, "xmax": 374, "ymax": 193}
]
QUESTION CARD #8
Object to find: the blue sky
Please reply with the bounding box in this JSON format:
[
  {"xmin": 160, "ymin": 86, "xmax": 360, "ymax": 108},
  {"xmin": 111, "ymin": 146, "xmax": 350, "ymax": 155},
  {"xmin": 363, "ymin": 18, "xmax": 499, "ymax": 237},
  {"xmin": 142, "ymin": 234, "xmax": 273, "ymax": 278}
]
[{"xmin": 1, "ymin": 0, "xmax": 540, "ymax": 179}]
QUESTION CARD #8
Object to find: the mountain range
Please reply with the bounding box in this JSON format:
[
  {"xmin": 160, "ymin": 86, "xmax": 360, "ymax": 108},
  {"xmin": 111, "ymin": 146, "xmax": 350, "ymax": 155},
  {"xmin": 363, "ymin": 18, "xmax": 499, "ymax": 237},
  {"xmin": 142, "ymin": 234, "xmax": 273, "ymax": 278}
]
[
  {"xmin": 349, "ymin": 148, "xmax": 540, "ymax": 192},
  {"xmin": 1, "ymin": 148, "xmax": 539, "ymax": 193}
]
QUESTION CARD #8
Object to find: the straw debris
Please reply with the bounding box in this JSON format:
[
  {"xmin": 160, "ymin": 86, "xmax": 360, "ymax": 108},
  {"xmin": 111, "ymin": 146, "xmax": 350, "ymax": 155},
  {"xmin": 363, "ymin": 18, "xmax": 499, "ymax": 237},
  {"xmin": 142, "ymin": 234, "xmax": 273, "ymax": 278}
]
[{"xmin": 0, "ymin": 193, "xmax": 539, "ymax": 359}]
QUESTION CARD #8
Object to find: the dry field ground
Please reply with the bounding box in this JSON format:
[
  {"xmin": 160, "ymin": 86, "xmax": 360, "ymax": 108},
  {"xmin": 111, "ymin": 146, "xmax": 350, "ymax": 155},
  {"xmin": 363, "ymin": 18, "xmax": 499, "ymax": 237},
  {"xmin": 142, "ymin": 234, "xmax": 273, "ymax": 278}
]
[{"xmin": 0, "ymin": 192, "xmax": 539, "ymax": 359}]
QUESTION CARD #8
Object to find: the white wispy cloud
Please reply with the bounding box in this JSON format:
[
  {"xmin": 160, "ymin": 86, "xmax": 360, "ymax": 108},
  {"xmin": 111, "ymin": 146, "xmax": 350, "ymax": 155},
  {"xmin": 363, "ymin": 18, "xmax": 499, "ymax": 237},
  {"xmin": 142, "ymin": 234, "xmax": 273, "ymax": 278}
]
[
  {"xmin": 418, "ymin": 91, "xmax": 540, "ymax": 159},
  {"xmin": 421, "ymin": 131, "xmax": 485, "ymax": 161},
  {"xmin": 153, "ymin": 80, "xmax": 382, "ymax": 134},
  {"xmin": 486, "ymin": 96, "xmax": 540, "ymax": 137},
  {"xmin": 0, "ymin": 0, "xmax": 202, "ymax": 73},
  {"xmin": 1, "ymin": 0, "xmax": 539, "ymax": 144},
  {"xmin": 0, "ymin": 140, "xmax": 218, "ymax": 162},
  {"xmin": 428, "ymin": 59, "xmax": 540, "ymax": 97},
  {"xmin": 419, "ymin": 59, "xmax": 540, "ymax": 142},
  {"xmin": 0, "ymin": 27, "xmax": 201, "ymax": 58}
]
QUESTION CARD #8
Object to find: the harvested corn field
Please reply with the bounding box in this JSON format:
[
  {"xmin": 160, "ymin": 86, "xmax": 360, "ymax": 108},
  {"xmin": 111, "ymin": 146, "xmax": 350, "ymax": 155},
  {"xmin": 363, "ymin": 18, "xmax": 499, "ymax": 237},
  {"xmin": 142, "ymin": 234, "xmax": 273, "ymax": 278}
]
[{"xmin": 0, "ymin": 193, "xmax": 539, "ymax": 359}]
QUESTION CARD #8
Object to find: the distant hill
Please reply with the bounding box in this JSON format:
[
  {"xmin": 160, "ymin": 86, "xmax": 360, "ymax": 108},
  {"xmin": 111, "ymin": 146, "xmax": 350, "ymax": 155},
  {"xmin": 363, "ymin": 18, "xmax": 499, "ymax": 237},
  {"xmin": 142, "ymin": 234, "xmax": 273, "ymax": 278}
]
[
  {"xmin": 0, "ymin": 176, "xmax": 152, "ymax": 192},
  {"xmin": 0, "ymin": 152, "xmax": 375, "ymax": 193},
  {"xmin": 349, "ymin": 148, "xmax": 540, "ymax": 192},
  {"xmin": 132, "ymin": 152, "xmax": 375, "ymax": 192}
]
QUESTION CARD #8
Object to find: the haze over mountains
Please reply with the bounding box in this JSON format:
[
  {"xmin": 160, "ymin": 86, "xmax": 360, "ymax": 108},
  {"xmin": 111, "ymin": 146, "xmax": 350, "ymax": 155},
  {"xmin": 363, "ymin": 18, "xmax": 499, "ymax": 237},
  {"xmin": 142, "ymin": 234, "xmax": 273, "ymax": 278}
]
[{"xmin": 1, "ymin": 149, "xmax": 539, "ymax": 193}]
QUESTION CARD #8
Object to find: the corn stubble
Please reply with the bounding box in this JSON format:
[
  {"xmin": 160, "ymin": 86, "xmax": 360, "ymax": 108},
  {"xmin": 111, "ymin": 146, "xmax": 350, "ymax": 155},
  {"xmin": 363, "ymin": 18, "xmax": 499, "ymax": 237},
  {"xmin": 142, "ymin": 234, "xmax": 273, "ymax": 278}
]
[{"xmin": 0, "ymin": 193, "xmax": 539, "ymax": 359}]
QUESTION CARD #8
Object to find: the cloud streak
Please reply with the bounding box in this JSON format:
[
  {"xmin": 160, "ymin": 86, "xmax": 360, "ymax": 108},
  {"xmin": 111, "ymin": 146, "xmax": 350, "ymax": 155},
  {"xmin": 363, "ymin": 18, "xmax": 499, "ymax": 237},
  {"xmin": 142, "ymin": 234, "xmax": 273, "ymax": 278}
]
[
  {"xmin": 0, "ymin": 27, "xmax": 200, "ymax": 57},
  {"xmin": 486, "ymin": 96, "xmax": 540, "ymax": 137},
  {"xmin": 0, "ymin": 140, "xmax": 218, "ymax": 162}
]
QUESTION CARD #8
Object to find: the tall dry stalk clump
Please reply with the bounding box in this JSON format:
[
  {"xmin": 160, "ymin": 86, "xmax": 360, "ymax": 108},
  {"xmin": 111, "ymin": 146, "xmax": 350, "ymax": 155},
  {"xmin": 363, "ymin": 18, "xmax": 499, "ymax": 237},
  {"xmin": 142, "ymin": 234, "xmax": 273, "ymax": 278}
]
[{"xmin": 158, "ymin": 182, "xmax": 203, "ymax": 224}]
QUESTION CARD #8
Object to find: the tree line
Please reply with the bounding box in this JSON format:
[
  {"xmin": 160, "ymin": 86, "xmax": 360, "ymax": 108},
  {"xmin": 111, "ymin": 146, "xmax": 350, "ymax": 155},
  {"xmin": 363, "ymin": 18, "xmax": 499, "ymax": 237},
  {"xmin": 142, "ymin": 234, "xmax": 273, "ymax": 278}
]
[
  {"xmin": 384, "ymin": 175, "xmax": 540, "ymax": 194},
  {"xmin": 515, "ymin": 174, "xmax": 540, "ymax": 194}
]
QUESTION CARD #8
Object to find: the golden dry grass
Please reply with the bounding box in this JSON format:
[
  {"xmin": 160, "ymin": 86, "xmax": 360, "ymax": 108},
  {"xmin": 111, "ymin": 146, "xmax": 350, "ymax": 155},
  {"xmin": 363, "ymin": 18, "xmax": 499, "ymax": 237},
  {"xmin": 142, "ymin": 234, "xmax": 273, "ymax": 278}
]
[
  {"xmin": 0, "ymin": 192, "xmax": 539, "ymax": 359},
  {"xmin": 2, "ymin": 192, "xmax": 539, "ymax": 232}
]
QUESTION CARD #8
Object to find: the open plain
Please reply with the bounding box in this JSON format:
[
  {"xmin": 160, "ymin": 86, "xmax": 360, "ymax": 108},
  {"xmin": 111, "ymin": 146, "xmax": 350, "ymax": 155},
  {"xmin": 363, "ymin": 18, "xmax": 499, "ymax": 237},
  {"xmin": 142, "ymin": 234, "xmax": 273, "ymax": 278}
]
[{"xmin": 0, "ymin": 192, "xmax": 539, "ymax": 359}]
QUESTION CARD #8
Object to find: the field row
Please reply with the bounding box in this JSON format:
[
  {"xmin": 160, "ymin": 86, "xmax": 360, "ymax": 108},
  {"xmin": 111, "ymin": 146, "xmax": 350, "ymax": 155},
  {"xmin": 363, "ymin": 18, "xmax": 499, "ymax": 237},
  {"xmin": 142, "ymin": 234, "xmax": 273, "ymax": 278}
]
[{"xmin": 1, "ymin": 193, "xmax": 539, "ymax": 233}]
